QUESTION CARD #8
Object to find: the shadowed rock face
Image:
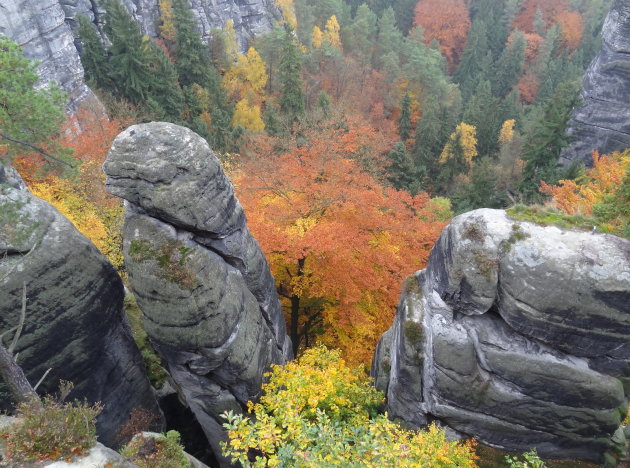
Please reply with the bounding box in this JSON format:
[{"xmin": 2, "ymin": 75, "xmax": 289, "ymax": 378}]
[
  {"xmin": 372, "ymin": 209, "xmax": 630, "ymax": 464},
  {"xmin": 104, "ymin": 122, "xmax": 291, "ymax": 466},
  {"xmin": 561, "ymin": 0, "xmax": 630, "ymax": 166},
  {"xmin": 0, "ymin": 0, "xmax": 102, "ymax": 115},
  {"xmin": 0, "ymin": 164, "xmax": 160, "ymax": 447}
]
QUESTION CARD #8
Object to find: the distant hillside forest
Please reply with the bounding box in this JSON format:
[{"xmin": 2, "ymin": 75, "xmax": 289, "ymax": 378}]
[{"xmin": 6, "ymin": 0, "xmax": 629, "ymax": 364}]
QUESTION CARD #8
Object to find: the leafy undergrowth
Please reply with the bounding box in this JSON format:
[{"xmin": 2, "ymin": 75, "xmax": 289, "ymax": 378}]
[
  {"xmin": 477, "ymin": 444, "xmax": 601, "ymax": 468},
  {"xmin": 120, "ymin": 430, "xmax": 190, "ymax": 468},
  {"xmin": 222, "ymin": 346, "xmax": 478, "ymax": 467},
  {"xmin": 507, "ymin": 204, "xmax": 604, "ymax": 233},
  {"xmin": 0, "ymin": 383, "xmax": 101, "ymax": 466},
  {"xmin": 124, "ymin": 294, "xmax": 169, "ymax": 388}
]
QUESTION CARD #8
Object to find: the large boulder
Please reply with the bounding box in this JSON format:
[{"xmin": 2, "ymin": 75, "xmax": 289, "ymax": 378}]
[
  {"xmin": 0, "ymin": 164, "xmax": 160, "ymax": 447},
  {"xmin": 372, "ymin": 209, "xmax": 630, "ymax": 464},
  {"xmin": 104, "ymin": 122, "xmax": 291, "ymax": 466},
  {"xmin": 560, "ymin": 0, "xmax": 630, "ymax": 166}
]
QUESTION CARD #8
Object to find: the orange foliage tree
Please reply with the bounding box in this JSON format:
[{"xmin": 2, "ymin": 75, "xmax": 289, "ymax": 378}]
[
  {"xmin": 540, "ymin": 150, "xmax": 630, "ymax": 215},
  {"xmin": 512, "ymin": 0, "xmax": 570, "ymax": 34},
  {"xmin": 557, "ymin": 10, "xmax": 584, "ymax": 52},
  {"xmin": 232, "ymin": 119, "xmax": 446, "ymax": 364},
  {"xmin": 413, "ymin": 0, "xmax": 471, "ymax": 72}
]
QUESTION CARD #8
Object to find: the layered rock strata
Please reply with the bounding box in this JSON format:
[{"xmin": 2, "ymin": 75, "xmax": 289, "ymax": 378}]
[
  {"xmin": 0, "ymin": 164, "xmax": 160, "ymax": 447},
  {"xmin": 373, "ymin": 209, "xmax": 630, "ymax": 464},
  {"xmin": 0, "ymin": 0, "xmax": 101, "ymax": 114},
  {"xmin": 561, "ymin": 0, "xmax": 630, "ymax": 166},
  {"xmin": 104, "ymin": 122, "xmax": 291, "ymax": 466}
]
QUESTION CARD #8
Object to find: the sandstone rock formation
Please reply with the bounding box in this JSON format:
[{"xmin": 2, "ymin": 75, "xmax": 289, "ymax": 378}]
[
  {"xmin": 0, "ymin": 0, "xmax": 102, "ymax": 114},
  {"xmin": 62, "ymin": 0, "xmax": 278, "ymax": 51},
  {"xmin": 372, "ymin": 209, "xmax": 630, "ymax": 464},
  {"xmin": 561, "ymin": 0, "xmax": 630, "ymax": 166},
  {"xmin": 104, "ymin": 122, "xmax": 291, "ymax": 466},
  {"xmin": 0, "ymin": 164, "xmax": 160, "ymax": 447}
]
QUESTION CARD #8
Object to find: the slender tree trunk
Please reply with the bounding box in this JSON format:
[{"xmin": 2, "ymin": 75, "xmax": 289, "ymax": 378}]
[
  {"xmin": 0, "ymin": 343, "xmax": 39, "ymax": 406},
  {"xmin": 290, "ymin": 257, "xmax": 305, "ymax": 356}
]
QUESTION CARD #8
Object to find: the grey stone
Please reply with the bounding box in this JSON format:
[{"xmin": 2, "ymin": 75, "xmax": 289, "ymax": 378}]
[
  {"xmin": 104, "ymin": 122, "xmax": 291, "ymax": 466},
  {"xmin": 373, "ymin": 208, "xmax": 630, "ymax": 464},
  {"xmin": 561, "ymin": 0, "xmax": 630, "ymax": 166},
  {"xmin": 0, "ymin": 164, "xmax": 161, "ymax": 447},
  {"xmin": 0, "ymin": 0, "xmax": 103, "ymax": 115}
]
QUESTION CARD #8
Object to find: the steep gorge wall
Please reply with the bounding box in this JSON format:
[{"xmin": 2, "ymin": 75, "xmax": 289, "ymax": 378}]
[
  {"xmin": 372, "ymin": 209, "xmax": 630, "ymax": 465},
  {"xmin": 561, "ymin": 0, "xmax": 630, "ymax": 166},
  {"xmin": 0, "ymin": 0, "xmax": 277, "ymax": 114}
]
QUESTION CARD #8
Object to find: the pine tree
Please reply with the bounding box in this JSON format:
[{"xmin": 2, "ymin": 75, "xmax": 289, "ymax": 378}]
[
  {"xmin": 171, "ymin": 0, "xmax": 212, "ymax": 87},
  {"xmin": 144, "ymin": 38, "xmax": 184, "ymax": 120},
  {"xmin": 519, "ymin": 81, "xmax": 580, "ymax": 202},
  {"xmin": 386, "ymin": 141, "xmax": 419, "ymax": 193},
  {"xmin": 397, "ymin": 93, "xmax": 412, "ymax": 142},
  {"xmin": 344, "ymin": 4, "xmax": 377, "ymax": 67},
  {"xmin": 463, "ymin": 80, "xmax": 500, "ymax": 157},
  {"xmin": 102, "ymin": 0, "xmax": 153, "ymax": 104},
  {"xmin": 77, "ymin": 15, "xmax": 112, "ymax": 90},
  {"xmin": 374, "ymin": 7, "xmax": 403, "ymax": 70},
  {"xmin": 454, "ymin": 18, "xmax": 489, "ymax": 100},
  {"xmin": 491, "ymin": 30, "xmax": 526, "ymax": 99},
  {"xmin": 278, "ymin": 26, "xmax": 305, "ymax": 123}
]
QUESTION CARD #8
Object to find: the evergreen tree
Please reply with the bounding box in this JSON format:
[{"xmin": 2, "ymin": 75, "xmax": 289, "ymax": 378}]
[
  {"xmin": 463, "ymin": 80, "xmax": 500, "ymax": 157},
  {"xmin": 491, "ymin": 30, "xmax": 526, "ymax": 99},
  {"xmin": 144, "ymin": 39, "xmax": 184, "ymax": 120},
  {"xmin": 279, "ymin": 26, "xmax": 305, "ymax": 123},
  {"xmin": 0, "ymin": 37, "xmax": 66, "ymax": 164},
  {"xmin": 397, "ymin": 93, "xmax": 412, "ymax": 141},
  {"xmin": 386, "ymin": 141, "xmax": 419, "ymax": 193},
  {"xmin": 344, "ymin": 4, "xmax": 378, "ymax": 67},
  {"xmin": 77, "ymin": 15, "xmax": 112, "ymax": 90},
  {"xmin": 452, "ymin": 157, "xmax": 505, "ymax": 213},
  {"xmin": 392, "ymin": 0, "xmax": 418, "ymax": 34},
  {"xmin": 102, "ymin": 0, "xmax": 153, "ymax": 104},
  {"xmin": 519, "ymin": 81, "xmax": 580, "ymax": 202},
  {"xmin": 374, "ymin": 7, "xmax": 403, "ymax": 70},
  {"xmin": 454, "ymin": 18, "xmax": 490, "ymax": 100},
  {"xmin": 171, "ymin": 0, "xmax": 212, "ymax": 87}
]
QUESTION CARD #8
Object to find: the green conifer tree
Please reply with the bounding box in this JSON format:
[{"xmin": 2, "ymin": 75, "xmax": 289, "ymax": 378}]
[
  {"xmin": 491, "ymin": 30, "xmax": 526, "ymax": 99},
  {"xmin": 454, "ymin": 18, "xmax": 490, "ymax": 100},
  {"xmin": 77, "ymin": 15, "xmax": 112, "ymax": 90},
  {"xmin": 397, "ymin": 93, "xmax": 412, "ymax": 142},
  {"xmin": 279, "ymin": 26, "xmax": 305, "ymax": 123},
  {"xmin": 519, "ymin": 81, "xmax": 580, "ymax": 202},
  {"xmin": 463, "ymin": 80, "xmax": 500, "ymax": 157}
]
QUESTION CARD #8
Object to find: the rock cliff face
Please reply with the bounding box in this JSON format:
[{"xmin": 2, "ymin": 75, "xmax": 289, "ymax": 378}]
[
  {"xmin": 0, "ymin": 164, "xmax": 160, "ymax": 447},
  {"xmin": 561, "ymin": 0, "xmax": 630, "ymax": 166},
  {"xmin": 372, "ymin": 209, "xmax": 630, "ymax": 464},
  {"xmin": 0, "ymin": 0, "xmax": 101, "ymax": 114},
  {"xmin": 104, "ymin": 122, "xmax": 291, "ymax": 466},
  {"xmin": 61, "ymin": 0, "xmax": 278, "ymax": 51}
]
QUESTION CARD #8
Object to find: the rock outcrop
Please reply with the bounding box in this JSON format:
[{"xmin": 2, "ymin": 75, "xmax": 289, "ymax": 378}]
[
  {"xmin": 62, "ymin": 0, "xmax": 278, "ymax": 51},
  {"xmin": 0, "ymin": 164, "xmax": 160, "ymax": 447},
  {"xmin": 372, "ymin": 209, "xmax": 630, "ymax": 464},
  {"xmin": 0, "ymin": 0, "xmax": 102, "ymax": 114},
  {"xmin": 561, "ymin": 0, "xmax": 630, "ymax": 166},
  {"xmin": 104, "ymin": 122, "xmax": 291, "ymax": 466}
]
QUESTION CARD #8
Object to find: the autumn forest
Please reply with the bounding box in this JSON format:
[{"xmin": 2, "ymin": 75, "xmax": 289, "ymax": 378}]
[{"xmin": 6, "ymin": 0, "xmax": 629, "ymax": 369}]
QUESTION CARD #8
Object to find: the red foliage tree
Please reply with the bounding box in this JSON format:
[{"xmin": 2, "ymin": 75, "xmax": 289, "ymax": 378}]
[
  {"xmin": 232, "ymin": 118, "xmax": 446, "ymax": 364},
  {"xmin": 413, "ymin": 0, "xmax": 471, "ymax": 72}
]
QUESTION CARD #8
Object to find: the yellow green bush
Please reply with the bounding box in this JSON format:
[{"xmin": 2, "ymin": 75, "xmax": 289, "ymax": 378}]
[{"xmin": 221, "ymin": 346, "xmax": 478, "ymax": 467}]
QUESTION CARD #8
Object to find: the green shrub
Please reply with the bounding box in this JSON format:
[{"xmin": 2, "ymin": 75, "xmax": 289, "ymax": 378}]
[
  {"xmin": 121, "ymin": 430, "xmax": 190, "ymax": 468},
  {"xmin": 0, "ymin": 382, "xmax": 101, "ymax": 464},
  {"xmin": 505, "ymin": 449, "xmax": 546, "ymax": 468},
  {"xmin": 124, "ymin": 294, "xmax": 169, "ymax": 388}
]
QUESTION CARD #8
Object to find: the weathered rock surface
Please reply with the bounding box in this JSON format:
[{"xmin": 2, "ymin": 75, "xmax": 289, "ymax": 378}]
[
  {"xmin": 0, "ymin": 0, "xmax": 102, "ymax": 114},
  {"xmin": 104, "ymin": 122, "xmax": 291, "ymax": 466},
  {"xmin": 0, "ymin": 164, "xmax": 161, "ymax": 447},
  {"xmin": 372, "ymin": 209, "xmax": 630, "ymax": 463},
  {"xmin": 561, "ymin": 0, "xmax": 630, "ymax": 166},
  {"xmin": 62, "ymin": 0, "xmax": 278, "ymax": 51}
]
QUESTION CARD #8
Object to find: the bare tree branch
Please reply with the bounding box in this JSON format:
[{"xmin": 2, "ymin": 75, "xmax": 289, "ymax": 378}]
[
  {"xmin": 0, "ymin": 131, "xmax": 74, "ymax": 168},
  {"xmin": 8, "ymin": 282, "xmax": 26, "ymax": 354}
]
